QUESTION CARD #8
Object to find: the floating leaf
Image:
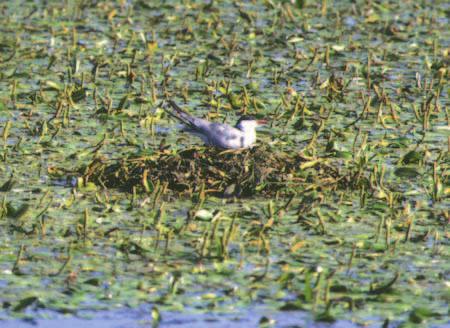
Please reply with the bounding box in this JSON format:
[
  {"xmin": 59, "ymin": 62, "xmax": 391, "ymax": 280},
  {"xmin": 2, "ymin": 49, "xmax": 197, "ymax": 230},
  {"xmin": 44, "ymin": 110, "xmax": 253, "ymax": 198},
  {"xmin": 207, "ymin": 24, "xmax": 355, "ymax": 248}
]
[
  {"xmin": 394, "ymin": 167, "xmax": 420, "ymax": 178},
  {"xmin": 147, "ymin": 41, "xmax": 158, "ymax": 56},
  {"xmin": 0, "ymin": 175, "xmax": 15, "ymax": 191},
  {"xmin": 44, "ymin": 80, "xmax": 62, "ymax": 91},
  {"xmin": 401, "ymin": 150, "xmax": 423, "ymax": 165},
  {"xmin": 152, "ymin": 306, "xmax": 161, "ymax": 328},
  {"xmin": 331, "ymin": 44, "xmax": 345, "ymax": 52},
  {"xmin": 194, "ymin": 209, "xmax": 213, "ymax": 221},
  {"xmin": 13, "ymin": 296, "xmax": 39, "ymax": 312},
  {"xmin": 409, "ymin": 307, "xmax": 440, "ymax": 323},
  {"xmin": 6, "ymin": 202, "xmax": 29, "ymax": 219}
]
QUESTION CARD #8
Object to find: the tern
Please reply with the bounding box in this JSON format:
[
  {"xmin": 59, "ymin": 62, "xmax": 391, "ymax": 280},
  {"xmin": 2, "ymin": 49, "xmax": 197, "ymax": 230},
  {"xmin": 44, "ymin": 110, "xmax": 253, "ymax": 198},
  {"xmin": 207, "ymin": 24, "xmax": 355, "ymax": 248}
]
[{"xmin": 163, "ymin": 100, "xmax": 267, "ymax": 149}]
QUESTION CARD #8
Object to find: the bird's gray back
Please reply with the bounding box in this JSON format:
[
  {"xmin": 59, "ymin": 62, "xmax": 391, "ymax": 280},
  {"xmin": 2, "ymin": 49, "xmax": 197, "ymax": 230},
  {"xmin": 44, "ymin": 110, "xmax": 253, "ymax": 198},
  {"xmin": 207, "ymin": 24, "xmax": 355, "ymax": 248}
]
[{"xmin": 201, "ymin": 122, "xmax": 243, "ymax": 148}]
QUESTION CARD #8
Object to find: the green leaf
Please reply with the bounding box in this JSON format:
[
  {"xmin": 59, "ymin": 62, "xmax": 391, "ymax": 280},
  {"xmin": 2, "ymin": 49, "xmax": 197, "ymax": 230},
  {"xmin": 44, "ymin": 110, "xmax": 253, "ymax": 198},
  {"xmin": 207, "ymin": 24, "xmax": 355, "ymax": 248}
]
[
  {"xmin": 13, "ymin": 296, "xmax": 39, "ymax": 312},
  {"xmin": 394, "ymin": 167, "xmax": 420, "ymax": 178}
]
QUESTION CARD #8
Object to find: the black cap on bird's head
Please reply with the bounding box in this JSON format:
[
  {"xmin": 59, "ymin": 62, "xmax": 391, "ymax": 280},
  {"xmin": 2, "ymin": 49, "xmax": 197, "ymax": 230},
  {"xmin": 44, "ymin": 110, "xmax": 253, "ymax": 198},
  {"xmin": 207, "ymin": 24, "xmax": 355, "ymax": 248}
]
[
  {"xmin": 237, "ymin": 115, "xmax": 256, "ymax": 124},
  {"xmin": 236, "ymin": 115, "xmax": 267, "ymax": 126}
]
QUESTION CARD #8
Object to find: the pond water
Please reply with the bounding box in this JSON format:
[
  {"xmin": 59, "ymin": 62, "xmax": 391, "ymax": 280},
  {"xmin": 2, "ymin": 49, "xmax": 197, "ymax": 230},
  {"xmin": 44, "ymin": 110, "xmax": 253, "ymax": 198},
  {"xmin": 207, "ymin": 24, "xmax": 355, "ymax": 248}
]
[{"xmin": 0, "ymin": 0, "xmax": 448, "ymax": 327}]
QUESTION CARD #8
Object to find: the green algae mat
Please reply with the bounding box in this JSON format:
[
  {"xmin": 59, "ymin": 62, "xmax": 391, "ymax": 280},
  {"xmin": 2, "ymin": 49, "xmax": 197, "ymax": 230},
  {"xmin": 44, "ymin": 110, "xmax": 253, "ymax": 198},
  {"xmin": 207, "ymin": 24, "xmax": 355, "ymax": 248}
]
[{"xmin": 0, "ymin": 0, "xmax": 449, "ymax": 326}]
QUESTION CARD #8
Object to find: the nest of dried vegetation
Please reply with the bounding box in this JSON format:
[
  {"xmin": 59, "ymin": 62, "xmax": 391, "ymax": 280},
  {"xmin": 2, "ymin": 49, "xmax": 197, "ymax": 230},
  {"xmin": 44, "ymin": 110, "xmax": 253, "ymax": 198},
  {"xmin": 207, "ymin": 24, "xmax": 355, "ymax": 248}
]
[{"xmin": 80, "ymin": 146, "xmax": 352, "ymax": 197}]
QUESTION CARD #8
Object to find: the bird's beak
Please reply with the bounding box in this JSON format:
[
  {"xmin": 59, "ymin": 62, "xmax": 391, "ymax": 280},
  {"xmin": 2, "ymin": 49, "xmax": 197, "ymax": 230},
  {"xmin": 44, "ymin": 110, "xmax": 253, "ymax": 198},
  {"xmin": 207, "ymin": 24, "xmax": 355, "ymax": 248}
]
[{"xmin": 257, "ymin": 119, "xmax": 268, "ymax": 126}]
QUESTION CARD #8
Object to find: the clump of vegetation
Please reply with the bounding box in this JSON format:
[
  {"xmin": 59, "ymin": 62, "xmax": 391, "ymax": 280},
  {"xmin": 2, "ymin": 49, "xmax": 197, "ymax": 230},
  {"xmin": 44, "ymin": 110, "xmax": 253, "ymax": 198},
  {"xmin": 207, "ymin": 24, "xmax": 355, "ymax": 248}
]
[{"xmin": 80, "ymin": 145, "xmax": 350, "ymax": 197}]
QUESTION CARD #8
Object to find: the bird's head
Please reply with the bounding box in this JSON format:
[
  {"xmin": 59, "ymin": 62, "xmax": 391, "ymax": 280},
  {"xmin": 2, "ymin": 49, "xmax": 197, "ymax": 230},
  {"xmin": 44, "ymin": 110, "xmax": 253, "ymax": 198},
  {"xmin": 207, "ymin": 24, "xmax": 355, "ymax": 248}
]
[{"xmin": 235, "ymin": 115, "xmax": 267, "ymax": 131}]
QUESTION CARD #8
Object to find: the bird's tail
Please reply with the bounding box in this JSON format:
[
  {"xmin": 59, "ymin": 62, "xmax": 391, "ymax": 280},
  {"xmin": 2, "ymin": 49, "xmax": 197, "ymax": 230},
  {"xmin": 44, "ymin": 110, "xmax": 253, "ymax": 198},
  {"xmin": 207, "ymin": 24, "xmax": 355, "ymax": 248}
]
[{"xmin": 163, "ymin": 100, "xmax": 196, "ymax": 127}]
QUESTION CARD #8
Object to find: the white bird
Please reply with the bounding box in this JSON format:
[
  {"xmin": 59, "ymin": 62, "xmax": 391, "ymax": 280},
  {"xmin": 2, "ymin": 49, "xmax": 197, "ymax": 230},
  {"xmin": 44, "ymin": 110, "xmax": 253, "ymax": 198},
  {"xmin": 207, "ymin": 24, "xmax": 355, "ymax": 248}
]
[{"xmin": 163, "ymin": 100, "xmax": 267, "ymax": 149}]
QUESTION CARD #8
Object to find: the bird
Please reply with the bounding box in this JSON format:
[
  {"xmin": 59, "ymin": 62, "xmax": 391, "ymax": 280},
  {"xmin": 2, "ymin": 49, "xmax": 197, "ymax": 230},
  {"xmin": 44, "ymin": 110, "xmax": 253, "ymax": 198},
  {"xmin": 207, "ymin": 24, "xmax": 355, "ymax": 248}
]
[{"xmin": 163, "ymin": 100, "xmax": 267, "ymax": 149}]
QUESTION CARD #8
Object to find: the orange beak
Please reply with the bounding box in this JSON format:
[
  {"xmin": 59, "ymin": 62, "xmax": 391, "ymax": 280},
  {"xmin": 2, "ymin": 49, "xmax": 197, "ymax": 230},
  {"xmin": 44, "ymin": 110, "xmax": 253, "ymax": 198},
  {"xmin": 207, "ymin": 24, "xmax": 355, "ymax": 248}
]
[{"xmin": 257, "ymin": 119, "xmax": 268, "ymax": 125}]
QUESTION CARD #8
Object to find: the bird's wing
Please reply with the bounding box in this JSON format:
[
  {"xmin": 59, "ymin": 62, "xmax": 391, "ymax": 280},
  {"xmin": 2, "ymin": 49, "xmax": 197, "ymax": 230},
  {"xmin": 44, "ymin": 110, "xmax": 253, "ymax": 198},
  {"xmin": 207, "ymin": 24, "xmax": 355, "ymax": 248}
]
[
  {"xmin": 208, "ymin": 123, "xmax": 240, "ymax": 139},
  {"xmin": 205, "ymin": 123, "xmax": 244, "ymax": 148},
  {"xmin": 183, "ymin": 121, "xmax": 241, "ymax": 145}
]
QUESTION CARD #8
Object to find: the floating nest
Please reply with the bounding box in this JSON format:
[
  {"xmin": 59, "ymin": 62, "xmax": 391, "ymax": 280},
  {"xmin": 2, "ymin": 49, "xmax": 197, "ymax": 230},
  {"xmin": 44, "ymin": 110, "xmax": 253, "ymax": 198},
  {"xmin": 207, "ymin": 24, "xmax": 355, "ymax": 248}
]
[{"xmin": 80, "ymin": 146, "xmax": 353, "ymax": 197}]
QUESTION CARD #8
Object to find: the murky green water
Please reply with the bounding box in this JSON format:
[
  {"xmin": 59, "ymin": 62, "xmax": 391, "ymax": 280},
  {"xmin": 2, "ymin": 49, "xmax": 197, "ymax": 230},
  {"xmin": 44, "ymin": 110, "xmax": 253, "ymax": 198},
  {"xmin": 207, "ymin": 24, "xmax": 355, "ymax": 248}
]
[{"xmin": 0, "ymin": 0, "xmax": 448, "ymax": 327}]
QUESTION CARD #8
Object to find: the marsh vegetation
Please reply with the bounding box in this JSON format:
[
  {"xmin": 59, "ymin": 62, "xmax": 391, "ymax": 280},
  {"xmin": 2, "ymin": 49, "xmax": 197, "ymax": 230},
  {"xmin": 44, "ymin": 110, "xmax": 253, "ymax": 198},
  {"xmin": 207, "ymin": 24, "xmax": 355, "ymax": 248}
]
[{"xmin": 0, "ymin": 0, "xmax": 448, "ymax": 326}]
